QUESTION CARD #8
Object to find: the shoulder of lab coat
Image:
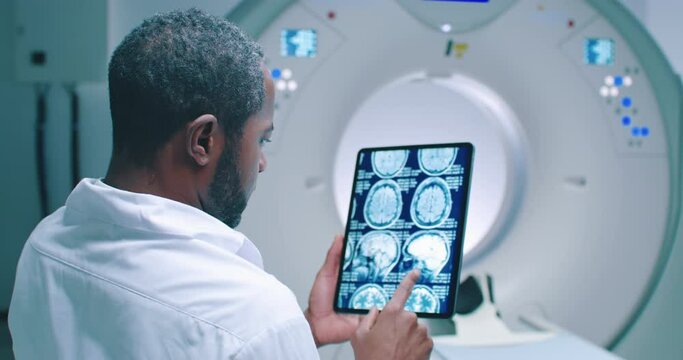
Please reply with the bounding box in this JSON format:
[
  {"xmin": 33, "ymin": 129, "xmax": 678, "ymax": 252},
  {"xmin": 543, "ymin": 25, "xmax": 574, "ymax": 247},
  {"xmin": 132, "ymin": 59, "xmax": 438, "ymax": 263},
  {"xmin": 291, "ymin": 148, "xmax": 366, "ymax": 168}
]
[{"xmin": 9, "ymin": 179, "xmax": 320, "ymax": 359}]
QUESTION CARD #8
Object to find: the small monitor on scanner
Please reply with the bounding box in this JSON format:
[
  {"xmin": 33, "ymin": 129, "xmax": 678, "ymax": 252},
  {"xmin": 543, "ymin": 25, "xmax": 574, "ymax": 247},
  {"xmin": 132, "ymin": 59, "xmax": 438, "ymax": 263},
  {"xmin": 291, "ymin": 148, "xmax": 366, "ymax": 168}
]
[{"xmin": 334, "ymin": 143, "xmax": 474, "ymax": 318}]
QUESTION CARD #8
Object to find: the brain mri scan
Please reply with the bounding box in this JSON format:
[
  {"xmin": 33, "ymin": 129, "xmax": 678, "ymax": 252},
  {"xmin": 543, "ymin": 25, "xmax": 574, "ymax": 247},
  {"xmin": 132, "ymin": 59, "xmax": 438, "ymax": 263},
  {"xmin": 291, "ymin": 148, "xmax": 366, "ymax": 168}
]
[
  {"xmin": 364, "ymin": 179, "xmax": 403, "ymax": 229},
  {"xmin": 418, "ymin": 147, "xmax": 458, "ymax": 176},
  {"xmin": 343, "ymin": 240, "xmax": 355, "ymax": 270},
  {"xmin": 372, "ymin": 150, "xmax": 409, "ymax": 178},
  {"xmin": 338, "ymin": 144, "xmax": 473, "ymax": 317},
  {"xmin": 401, "ymin": 230, "xmax": 450, "ymax": 280},
  {"xmin": 410, "ymin": 177, "xmax": 452, "ymax": 229},
  {"xmin": 352, "ymin": 231, "xmax": 401, "ymax": 282},
  {"xmin": 404, "ymin": 285, "xmax": 440, "ymax": 313},
  {"xmin": 350, "ymin": 284, "xmax": 389, "ymax": 310},
  {"xmin": 351, "ymin": 198, "xmax": 357, "ymax": 219}
]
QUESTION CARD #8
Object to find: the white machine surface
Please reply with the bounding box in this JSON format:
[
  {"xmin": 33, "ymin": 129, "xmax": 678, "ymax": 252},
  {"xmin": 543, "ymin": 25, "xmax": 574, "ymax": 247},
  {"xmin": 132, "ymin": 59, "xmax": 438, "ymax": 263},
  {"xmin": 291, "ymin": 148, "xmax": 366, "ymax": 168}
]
[
  {"xmin": 432, "ymin": 332, "xmax": 622, "ymax": 359},
  {"xmin": 230, "ymin": 0, "xmax": 683, "ymax": 357},
  {"xmin": 332, "ymin": 330, "xmax": 620, "ymax": 359}
]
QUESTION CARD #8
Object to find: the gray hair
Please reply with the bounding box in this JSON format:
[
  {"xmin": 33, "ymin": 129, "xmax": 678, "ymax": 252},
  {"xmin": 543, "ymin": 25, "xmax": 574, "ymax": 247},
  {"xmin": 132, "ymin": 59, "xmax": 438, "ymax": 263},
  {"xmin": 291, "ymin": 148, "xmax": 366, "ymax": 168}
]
[{"xmin": 108, "ymin": 8, "xmax": 265, "ymax": 165}]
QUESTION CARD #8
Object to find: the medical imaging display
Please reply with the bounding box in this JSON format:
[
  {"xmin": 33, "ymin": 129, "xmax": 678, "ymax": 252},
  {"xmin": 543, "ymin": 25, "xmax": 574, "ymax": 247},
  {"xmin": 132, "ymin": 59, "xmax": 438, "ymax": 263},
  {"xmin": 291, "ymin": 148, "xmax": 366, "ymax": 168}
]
[
  {"xmin": 280, "ymin": 29, "xmax": 317, "ymax": 57},
  {"xmin": 402, "ymin": 230, "xmax": 450, "ymax": 281},
  {"xmin": 584, "ymin": 38, "xmax": 615, "ymax": 66},
  {"xmin": 404, "ymin": 285, "xmax": 440, "ymax": 313},
  {"xmin": 410, "ymin": 177, "xmax": 452, "ymax": 228},
  {"xmin": 418, "ymin": 147, "xmax": 458, "ymax": 176},
  {"xmin": 372, "ymin": 150, "xmax": 409, "ymax": 178},
  {"xmin": 352, "ymin": 231, "xmax": 401, "ymax": 282},
  {"xmin": 364, "ymin": 180, "xmax": 403, "ymax": 229},
  {"xmin": 349, "ymin": 284, "xmax": 389, "ymax": 310},
  {"xmin": 335, "ymin": 143, "xmax": 474, "ymax": 318},
  {"xmin": 343, "ymin": 240, "xmax": 355, "ymax": 270}
]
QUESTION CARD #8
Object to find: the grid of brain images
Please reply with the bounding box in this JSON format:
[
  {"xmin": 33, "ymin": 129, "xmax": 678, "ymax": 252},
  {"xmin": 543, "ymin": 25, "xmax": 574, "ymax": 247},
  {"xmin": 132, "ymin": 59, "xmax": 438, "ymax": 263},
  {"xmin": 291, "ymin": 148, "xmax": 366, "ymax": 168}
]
[{"xmin": 339, "ymin": 146, "xmax": 466, "ymax": 315}]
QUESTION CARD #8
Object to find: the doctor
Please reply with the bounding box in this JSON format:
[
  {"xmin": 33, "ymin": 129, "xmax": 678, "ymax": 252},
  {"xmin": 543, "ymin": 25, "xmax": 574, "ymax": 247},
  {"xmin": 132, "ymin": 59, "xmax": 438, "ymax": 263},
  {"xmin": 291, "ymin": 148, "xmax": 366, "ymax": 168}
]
[{"xmin": 9, "ymin": 8, "xmax": 432, "ymax": 360}]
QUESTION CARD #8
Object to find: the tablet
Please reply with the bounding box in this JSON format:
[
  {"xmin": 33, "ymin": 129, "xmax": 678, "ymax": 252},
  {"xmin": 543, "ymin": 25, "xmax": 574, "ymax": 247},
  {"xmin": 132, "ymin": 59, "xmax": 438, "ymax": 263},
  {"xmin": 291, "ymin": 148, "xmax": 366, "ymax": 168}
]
[{"xmin": 334, "ymin": 143, "xmax": 474, "ymax": 318}]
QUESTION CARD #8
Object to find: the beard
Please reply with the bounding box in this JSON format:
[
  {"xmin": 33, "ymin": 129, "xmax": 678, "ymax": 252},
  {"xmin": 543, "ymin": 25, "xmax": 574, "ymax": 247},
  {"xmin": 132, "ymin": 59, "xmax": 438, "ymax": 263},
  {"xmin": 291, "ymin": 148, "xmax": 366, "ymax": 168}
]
[{"xmin": 205, "ymin": 144, "xmax": 247, "ymax": 228}]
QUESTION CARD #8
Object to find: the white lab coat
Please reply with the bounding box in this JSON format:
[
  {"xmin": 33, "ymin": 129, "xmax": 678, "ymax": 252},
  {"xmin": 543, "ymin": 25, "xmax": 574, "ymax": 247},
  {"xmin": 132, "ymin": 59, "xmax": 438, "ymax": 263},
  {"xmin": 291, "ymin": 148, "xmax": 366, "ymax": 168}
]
[{"xmin": 9, "ymin": 178, "xmax": 319, "ymax": 359}]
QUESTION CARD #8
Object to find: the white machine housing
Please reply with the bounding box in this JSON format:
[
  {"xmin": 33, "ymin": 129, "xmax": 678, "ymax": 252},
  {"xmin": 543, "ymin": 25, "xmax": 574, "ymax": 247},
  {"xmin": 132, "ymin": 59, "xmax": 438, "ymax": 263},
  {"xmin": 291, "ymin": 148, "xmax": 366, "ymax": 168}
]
[{"xmin": 232, "ymin": 0, "xmax": 682, "ymax": 352}]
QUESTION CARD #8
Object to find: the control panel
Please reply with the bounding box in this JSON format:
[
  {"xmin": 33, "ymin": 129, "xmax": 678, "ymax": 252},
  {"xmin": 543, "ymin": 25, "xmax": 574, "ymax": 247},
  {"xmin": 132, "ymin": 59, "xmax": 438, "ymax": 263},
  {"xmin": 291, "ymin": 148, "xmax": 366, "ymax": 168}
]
[
  {"xmin": 561, "ymin": 16, "xmax": 665, "ymax": 155},
  {"xmin": 258, "ymin": 4, "xmax": 344, "ymax": 155}
]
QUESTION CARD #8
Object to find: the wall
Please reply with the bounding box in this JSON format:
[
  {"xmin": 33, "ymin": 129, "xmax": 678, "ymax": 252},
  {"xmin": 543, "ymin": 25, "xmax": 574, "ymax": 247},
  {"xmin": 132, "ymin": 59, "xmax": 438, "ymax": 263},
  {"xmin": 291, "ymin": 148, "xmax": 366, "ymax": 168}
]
[
  {"xmin": 0, "ymin": 0, "xmax": 240, "ymax": 311},
  {"xmin": 0, "ymin": 0, "xmax": 42, "ymax": 312}
]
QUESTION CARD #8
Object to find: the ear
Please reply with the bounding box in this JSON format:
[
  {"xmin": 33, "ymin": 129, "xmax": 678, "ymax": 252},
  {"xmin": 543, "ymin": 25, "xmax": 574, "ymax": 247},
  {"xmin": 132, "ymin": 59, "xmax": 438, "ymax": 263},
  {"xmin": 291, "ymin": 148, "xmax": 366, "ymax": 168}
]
[{"xmin": 186, "ymin": 114, "xmax": 220, "ymax": 166}]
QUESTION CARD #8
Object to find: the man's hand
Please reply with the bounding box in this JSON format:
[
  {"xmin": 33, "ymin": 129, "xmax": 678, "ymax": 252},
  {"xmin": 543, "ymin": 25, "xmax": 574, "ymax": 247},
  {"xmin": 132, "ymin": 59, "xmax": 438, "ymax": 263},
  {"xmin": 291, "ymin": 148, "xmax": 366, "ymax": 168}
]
[
  {"xmin": 350, "ymin": 269, "xmax": 434, "ymax": 360},
  {"xmin": 304, "ymin": 235, "xmax": 360, "ymax": 347}
]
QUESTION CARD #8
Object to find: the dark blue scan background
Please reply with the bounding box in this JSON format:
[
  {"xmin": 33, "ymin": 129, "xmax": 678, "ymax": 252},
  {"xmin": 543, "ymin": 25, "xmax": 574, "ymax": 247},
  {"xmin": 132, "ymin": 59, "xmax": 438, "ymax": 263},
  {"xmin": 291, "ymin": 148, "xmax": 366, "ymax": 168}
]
[{"xmin": 336, "ymin": 143, "xmax": 473, "ymax": 317}]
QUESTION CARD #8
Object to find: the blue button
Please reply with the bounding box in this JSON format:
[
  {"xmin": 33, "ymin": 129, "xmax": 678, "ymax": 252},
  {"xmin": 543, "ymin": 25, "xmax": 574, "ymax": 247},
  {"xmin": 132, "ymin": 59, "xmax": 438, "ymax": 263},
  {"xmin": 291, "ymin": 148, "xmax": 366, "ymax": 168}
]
[
  {"xmin": 641, "ymin": 127, "xmax": 650, "ymax": 136},
  {"xmin": 631, "ymin": 127, "xmax": 640, "ymax": 137},
  {"xmin": 622, "ymin": 97, "xmax": 632, "ymax": 108},
  {"xmin": 621, "ymin": 116, "xmax": 631, "ymax": 126},
  {"xmin": 614, "ymin": 76, "xmax": 623, "ymax": 86},
  {"xmin": 271, "ymin": 68, "xmax": 282, "ymax": 79}
]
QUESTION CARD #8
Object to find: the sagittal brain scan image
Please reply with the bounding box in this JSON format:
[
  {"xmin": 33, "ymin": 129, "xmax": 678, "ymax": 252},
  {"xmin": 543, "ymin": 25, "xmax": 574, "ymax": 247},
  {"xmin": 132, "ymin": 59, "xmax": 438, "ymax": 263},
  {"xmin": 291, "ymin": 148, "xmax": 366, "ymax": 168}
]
[
  {"xmin": 336, "ymin": 143, "xmax": 473, "ymax": 317},
  {"xmin": 401, "ymin": 230, "xmax": 450, "ymax": 281},
  {"xmin": 410, "ymin": 177, "xmax": 452, "ymax": 229},
  {"xmin": 372, "ymin": 150, "xmax": 409, "ymax": 178},
  {"xmin": 351, "ymin": 231, "xmax": 400, "ymax": 282},
  {"xmin": 418, "ymin": 147, "xmax": 458, "ymax": 176},
  {"xmin": 404, "ymin": 285, "xmax": 440, "ymax": 313},
  {"xmin": 349, "ymin": 284, "xmax": 389, "ymax": 310},
  {"xmin": 364, "ymin": 179, "xmax": 403, "ymax": 229}
]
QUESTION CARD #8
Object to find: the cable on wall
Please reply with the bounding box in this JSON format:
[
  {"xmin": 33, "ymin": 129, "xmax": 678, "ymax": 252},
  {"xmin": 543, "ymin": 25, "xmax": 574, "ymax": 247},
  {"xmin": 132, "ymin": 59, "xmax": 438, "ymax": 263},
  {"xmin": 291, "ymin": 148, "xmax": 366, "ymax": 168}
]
[
  {"xmin": 35, "ymin": 83, "xmax": 50, "ymax": 218},
  {"xmin": 65, "ymin": 84, "xmax": 80, "ymax": 188}
]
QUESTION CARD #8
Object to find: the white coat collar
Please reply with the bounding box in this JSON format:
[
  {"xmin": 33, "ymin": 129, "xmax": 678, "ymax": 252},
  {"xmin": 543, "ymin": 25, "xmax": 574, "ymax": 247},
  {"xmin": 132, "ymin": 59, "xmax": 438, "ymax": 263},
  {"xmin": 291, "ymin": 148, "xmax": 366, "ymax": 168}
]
[{"xmin": 65, "ymin": 178, "xmax": 264, "ymax": 268}]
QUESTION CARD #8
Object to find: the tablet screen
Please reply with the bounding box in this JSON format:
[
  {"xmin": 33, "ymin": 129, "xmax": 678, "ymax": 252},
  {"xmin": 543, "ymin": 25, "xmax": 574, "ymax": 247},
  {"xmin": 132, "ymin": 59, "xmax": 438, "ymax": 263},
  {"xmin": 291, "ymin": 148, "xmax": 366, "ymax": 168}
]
[{"xmin": 334, "ymin": 143, "xmax": 474, "ymax": 318}]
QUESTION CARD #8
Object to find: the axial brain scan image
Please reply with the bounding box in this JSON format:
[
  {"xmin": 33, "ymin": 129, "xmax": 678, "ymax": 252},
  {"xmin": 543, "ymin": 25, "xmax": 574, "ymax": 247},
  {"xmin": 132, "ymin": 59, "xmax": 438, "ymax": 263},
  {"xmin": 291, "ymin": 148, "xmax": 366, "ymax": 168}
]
[
  {"xmin": 350, "ymin": 284, "xmax": 389, "ymax": 310},
  {"xmin": 404, "ymin": 285, "xmax": 440, "ymax": 313},
  {"xmin": 337, "ymin": 143, "xmax": 473, "ymax": 317},
  {"xmin": 372, "ymin": 150, "xmax": 409, "ymax": 178},
  {"xmin": 401, "ymin": 230, "xmax": 450, "ymax": 280},
  {"xmin": 364, "ymin": 180, "xmax": 403, "ymax": 229},
  {"xmin": 411, "ymin": 177, "xmax": 452, "ymax": 229},
  {"xmin": 418, "ymin": 147, "xmax": 458, "ymax": 176},
  {"xmin": 352, "ymin": 231, "xmax": 401, "ymax": 282}
]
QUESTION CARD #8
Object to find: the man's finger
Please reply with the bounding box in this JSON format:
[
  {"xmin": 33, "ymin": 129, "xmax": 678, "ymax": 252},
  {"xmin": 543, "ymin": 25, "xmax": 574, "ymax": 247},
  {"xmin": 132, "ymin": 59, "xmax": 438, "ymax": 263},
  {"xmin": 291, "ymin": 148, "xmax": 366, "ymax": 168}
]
[
  {"xmin": 388, "ymin": 269, "xmax": 420, "ymax": 308},
  {"xmin": 360, "ymin": 307, "xmax": 380, "ymax": 330}
]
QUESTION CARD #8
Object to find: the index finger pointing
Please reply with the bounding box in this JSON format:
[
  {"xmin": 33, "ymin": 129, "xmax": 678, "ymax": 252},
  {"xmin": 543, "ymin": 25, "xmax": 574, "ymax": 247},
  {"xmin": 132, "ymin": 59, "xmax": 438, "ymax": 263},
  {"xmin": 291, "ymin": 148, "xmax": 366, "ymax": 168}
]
[{"xmin": 388, "ymin": 269, "xmax": 420, "ymax": 308}]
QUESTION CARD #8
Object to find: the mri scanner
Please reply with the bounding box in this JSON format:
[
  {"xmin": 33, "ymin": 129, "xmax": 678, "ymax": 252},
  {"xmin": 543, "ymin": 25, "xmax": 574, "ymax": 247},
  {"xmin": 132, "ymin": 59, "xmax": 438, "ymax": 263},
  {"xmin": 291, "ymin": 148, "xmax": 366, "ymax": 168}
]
[{"xmin": 229, "ymin": 0, "xmax": 683, "ymax": 358}]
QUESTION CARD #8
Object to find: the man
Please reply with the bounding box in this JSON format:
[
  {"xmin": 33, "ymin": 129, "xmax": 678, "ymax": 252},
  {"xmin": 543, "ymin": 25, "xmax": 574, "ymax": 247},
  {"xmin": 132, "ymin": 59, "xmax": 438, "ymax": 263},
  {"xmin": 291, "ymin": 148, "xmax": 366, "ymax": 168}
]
[{"xmin": 9, "ymin": 9, "xmax": 433, "ymax": 359}]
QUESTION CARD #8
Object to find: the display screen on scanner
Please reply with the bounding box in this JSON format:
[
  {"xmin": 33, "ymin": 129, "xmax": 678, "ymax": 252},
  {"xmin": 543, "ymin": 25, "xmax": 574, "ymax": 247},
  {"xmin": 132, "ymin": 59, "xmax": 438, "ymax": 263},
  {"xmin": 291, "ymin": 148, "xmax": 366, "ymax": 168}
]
[{"xmin": 334, "ymin": 143, "xmax": 474, "ymax": 318}]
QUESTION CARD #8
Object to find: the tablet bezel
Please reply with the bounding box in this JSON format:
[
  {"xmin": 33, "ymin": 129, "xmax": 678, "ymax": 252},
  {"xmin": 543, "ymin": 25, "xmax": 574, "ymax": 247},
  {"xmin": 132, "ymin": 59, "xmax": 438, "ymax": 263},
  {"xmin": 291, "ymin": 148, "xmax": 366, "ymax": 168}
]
[{"xmin": 333, "ymin": 142, "xmax": 474, "ymax": 319}]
